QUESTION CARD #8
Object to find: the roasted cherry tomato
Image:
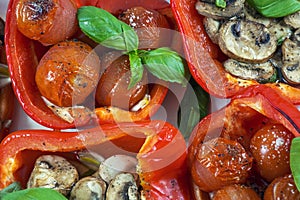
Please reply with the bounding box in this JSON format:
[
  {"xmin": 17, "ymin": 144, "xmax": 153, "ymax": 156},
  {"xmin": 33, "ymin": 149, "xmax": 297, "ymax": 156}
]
[
  {"xmin": 118, "ymin": 6, "xmax": 170, "ymax": 49},
  {"xmin": 250, "ymin": 123, "xmax": 294, "ymax": 182},
  {"xmin": 96, "ymin": 53, "xmax": 148, "ymax": 110},
  {"xmin": 15, "ymin": 0, "xmax": 78, "ymax": 46},
  {"xmin": 212, "ymin": 184, "xmax": 261, "ymax": 200}
]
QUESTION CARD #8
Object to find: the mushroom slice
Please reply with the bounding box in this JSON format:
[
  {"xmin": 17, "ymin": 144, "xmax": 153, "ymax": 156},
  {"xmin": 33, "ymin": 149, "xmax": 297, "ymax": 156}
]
[
  {"xmin": 281, "ymin": 62, "xmax": 300, "ymax": 85},
  {"xmin": 218, "ymin": 19, "xmax": 277, "ymax": 63},
  {"xmin": 268, "ymin": 20, "xmax": 293, "ymax": 45},
  {"xmin": 282, "ymin": 38, "xmax": 300, "ymax": 64},
  {"xmin": 203, "ymin": 17, "xmax": 221, "ymax": 44},
  {"xmin": 224, "ymin": 59, "xmax": 277, "ymax": 83},
  {"xmin": 27, "ymin": 155, "xmax": 79, "ymax": 196},
  {"xmin": 292, "ymin": 28, "xmax": 300, "ymax": 44},
  {"xmin": 195, "ymin": 0, "xmax": 245, "ymax": 20},
  {"xmin": 106, "ymin": 173, "xmax": 139, "ymax": 200},
  {"xmin": 284, "ymin": 10, "xmax": 300, "ymax": 29},
  {"xmin": 244, "ymin": 2, "xmax": 273, "ymax": 28},
  {"xmin": 69, "ymin": 176, "xmax": 107, "ymax": 200},
  {"xmin": 98, "ymin": 155, "xmax": 138, "ymax": 184}
]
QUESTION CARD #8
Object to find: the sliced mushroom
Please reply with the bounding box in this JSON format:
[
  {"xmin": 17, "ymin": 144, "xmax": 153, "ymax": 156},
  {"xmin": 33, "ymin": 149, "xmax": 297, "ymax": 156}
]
[
  {"xmin": 195, "ymin": 0, "xmax": 245, "ymax": 20},
  {"xmin": 69, "ymin": 176, "xmax": 107, "ymax": 200},
  {"xmin": 224, "ymin": 59, "xmax": 277, "ymax": 83},
  {"xmin": 27, "ymin": 155, "xmax": 79, "ymax": 196},
  {"xmin": 244, "ymin": 2, "xmax": 273, "ymax": 28},
  {"xmin": 203, "ymin": 17, "xmax": 221, "ymax": 44},
  {"xmin": 98, "ymin": 155, "xmax": 138, "ymax": 184},
  {"xmin": 292, "ymin": 28, "xmax": 300, "ymax": 44},
  {"xmin": 281, "ymin": 38, "xmax": 300, "ymax": 64},
  {"xmin": 218, "ymin": 19, "xmax": 277, "ymax": 63},
  {"xmin": 284, "ymin": 10, "xmax": 300, "ymax": 29},
  {"xmin": 281, "ymin": 62, "xmax": 300, "ymax": 85},
  {"xmin": 106, "ymin": 173, "xmax": 139, "ymax": 200},
  {"xmin": 268, "ymin": 20, "xmax": 293, "ymax": 45}
]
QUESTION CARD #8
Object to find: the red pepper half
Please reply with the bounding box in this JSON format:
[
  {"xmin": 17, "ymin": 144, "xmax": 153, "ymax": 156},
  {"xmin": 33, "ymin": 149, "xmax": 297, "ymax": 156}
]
[
  {"xmin": 5, "ymin": 0, "xmax": 170, "ymax": 129},
  {"xmin": 170, "ymin": 0, "xmax": 300, "ymax": 103},
  {"xmin": 0, "ymin": 120, "xmax": 191, "ymax": 199},
  {"xmin": 188, "ymin": 84, "xmax": 300, "ymax": 197}
]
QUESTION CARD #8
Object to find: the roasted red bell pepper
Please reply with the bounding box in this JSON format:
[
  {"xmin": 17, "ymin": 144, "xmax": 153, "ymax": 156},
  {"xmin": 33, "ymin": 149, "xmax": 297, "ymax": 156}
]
[
  {"xmin": 188, "ymin": 84, "xmax": 300, "ymax": 197},
  {"xmin": 0, "ymin": 120, "xmax": 191, "ymax": 199},
  {"xmin": 170, "ymin": 0, "xmax": 300, "ymax": 104},
  {"xmin": 5, "ymin": 0, "xmax": 170, "ymax": 129}
]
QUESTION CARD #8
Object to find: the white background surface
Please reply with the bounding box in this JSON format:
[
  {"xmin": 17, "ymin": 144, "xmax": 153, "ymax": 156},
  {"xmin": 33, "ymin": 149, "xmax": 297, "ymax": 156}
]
[{"xmin": 1, "ymin": 0, "xmax": 229, "ymax": 132}]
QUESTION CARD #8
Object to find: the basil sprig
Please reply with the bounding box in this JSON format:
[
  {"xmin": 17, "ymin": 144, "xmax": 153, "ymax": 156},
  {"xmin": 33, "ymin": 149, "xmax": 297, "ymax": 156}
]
[
  {"xmin": 0, "ymin": 182, "xmax": 67, "ymax": 200},
  {"xmin": 290, "ymin": 137, "xmax": 300, "ymax": 192},
  {"xmin": 246, "ymin": 0, "xmax": 300, "ymax": 17},
  {"xmin": 78, "ymin": 6, "xmax": 187, "ymax": 88}
]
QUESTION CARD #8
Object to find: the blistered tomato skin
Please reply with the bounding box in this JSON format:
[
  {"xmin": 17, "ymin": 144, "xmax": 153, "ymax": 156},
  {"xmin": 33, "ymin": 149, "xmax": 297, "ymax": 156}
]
[
  {"xmin": 264, "ymin": 174, "xmax": 300, "ymax": 200},
  {"xmin": 118, "ymin": 6, "xmax": 170, "ymax": 49},
  {"xmin": 96, "ymin": 54, "xmax": 148, "ymax": 110},
  {"xmin": 190, "ymin": 137, "xmax": 253, "ymax": 192},
  {"xmin": 16, "ymin": 0, "xmax": 78, "ymax": 45},
  {"xmin": 35, "ymin": 40, "xmax": 101, "ymax": 107},
  {"xmin": 250, "ymin": 124, "xmax": 294, "ymax": 182},
  {"xmin": 212, "ymin": 184, "xmax": 261, "ymax": 200}
]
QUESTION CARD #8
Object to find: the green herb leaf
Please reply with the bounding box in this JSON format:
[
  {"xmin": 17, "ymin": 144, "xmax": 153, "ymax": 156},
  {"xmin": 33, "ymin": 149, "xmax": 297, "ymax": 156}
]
[
  {"xmin": 140, "ymin": 47, "xmax": 187, "ymax": 86},
  {"xmin": 77, "ymin": 6, "xmax": 138, "ymax": 51},
  {"xmin": 128, "ymin": 51, "xmax": 144, "ymax": 89},
  {"xmin": 246, "ymin": 0, "xmax": 300, "ymax": 17},
  {"xmin": 178, "ymin": 78, "xmax": 209, "ymax": 140},
  {"xmin": 1, "ymin": 187, "xmax": 67, "ymax": 200},
  {"xmin": 0, "ymin": 182, "xmax": 21, "ymax": 198},
  {"xmin": 291, "ymin": 137, "xmax": 300, "ymax": 192},
  {"xmin": 216, "ymin": 0, "xmax": 227, "ymax": 8}
]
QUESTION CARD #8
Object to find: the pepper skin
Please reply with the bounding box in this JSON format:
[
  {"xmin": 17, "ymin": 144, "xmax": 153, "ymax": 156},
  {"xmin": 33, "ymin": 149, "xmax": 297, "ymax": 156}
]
[
  {"xmin": 170, "ymin": 0, "xmax": 300, "ymax": 104},
  {"xmin": 5, "ymin": 0, "xmax": 170, "ymax": 129},
  {"xmin": 0, "ymin": 120, "xmax": 191, "ymax": 199}
]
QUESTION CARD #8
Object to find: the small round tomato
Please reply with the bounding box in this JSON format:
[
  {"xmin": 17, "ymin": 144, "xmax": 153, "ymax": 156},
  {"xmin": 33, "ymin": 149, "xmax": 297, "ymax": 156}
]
[
  {"xmin": 212, "ymin": 184, "xmax": 261, "ymax": 200},
  {"xmin": 250, "ymin": 123, "xmax": 294, "ymax": 182},
  {"xmin": 15, "ymin": 0, "xmax": 78, "ymax": 46},
  {"xmin": 264, "ymin": 174, "xmax": 300, "ymax": 200},
  {"xmin": 190, "ymin": 137, "xmax": 253, "ymax": 192},
  {"xmin": 118, "ymin": 6, "xmax": 170, "ymax": 49},
  {"xmin": 35, "ymin": 40, "xmax": 101, "ymax": 107},
  {"xmin": 95, "ymin": 53, "xmax": 148, "ymax": 110}
]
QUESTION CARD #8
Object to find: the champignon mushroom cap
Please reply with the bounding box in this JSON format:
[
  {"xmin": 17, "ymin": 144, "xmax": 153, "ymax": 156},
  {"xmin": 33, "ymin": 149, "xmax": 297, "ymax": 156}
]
[
  {"xmin": 203, "ymin": 17, "xmax": 221, "ymax": 44},
  {"xmin": 106, "ymin": 173, "xmax": 139, "ymax": 200},
  {"xmin": 282, "ymin": 38, "xmax": 300, "ymax": 64},
  {"xmin": 195, "ymin": 0, "xmax": 245, "ymax": 20},
  {"xmin": 224, "ymin": 59, "xmax": 277, "ymax": 83},
  {"xmin": 69, "ymin": 176, "xmax": 107, "ymax": 200},
  {"xmin": 27, "ymin": 155, "xmax": 79, "ymax": 196},
  {"xmin": 218, "ymin": 19, "xmax": 277, "ymax": 63},
  {"xmin": 281, "ymin": 62, "xmax": 300, "ymax": 85},
  {"xmin": 284, "ymin": 10, "xmax": 300, "ymax": 29}
]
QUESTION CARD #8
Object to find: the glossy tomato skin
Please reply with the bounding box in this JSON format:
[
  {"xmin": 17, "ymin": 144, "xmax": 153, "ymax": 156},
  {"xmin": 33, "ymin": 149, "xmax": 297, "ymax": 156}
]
[
  {"xmin": 35, "ymin": 40, "xmax": 101, "ymax": 107},
  {"xmin": 211, "ymin": 184, "xmax": 261, "ymax": 200},
  {"xmin": 190, "ymin": 137, "xmax": 253, "ymax": 192},
  {"xmin": 15, "ymin": 0, "xmax": 78, "ymax": 46},
  {"xmin": 118, "ymin": 6, "xmax": 170, "ymax": 49},
  {"xmin": 95, "ymin": 54, "xmax": 148, "ymax": 110},
  {"xmin": 250, "ymin": 124, "xmax": 294, "ymax": 182},
  {"xmin": 264, "ymin": 174, "xmax": 300, "ymax": 200}
]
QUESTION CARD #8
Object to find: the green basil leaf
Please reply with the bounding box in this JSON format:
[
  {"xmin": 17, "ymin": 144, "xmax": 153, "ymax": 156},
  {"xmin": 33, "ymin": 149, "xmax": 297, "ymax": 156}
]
[
  {"xmin": 2, "ymin": 188, "xmax": 67, "ymax": 200},
  {"xmin": 290, "ymin": 137, "xmax": 300, "ymax": 192},
  {"xmin": 246, "ymin": 0, "xmax": 300, "ymax": 17},
  {"xmin": 128, "ymin": 51, "xmax": 144, "ymax": 89},
  {"xmin": 178, "ymin": 78, "xmax": 209, "ymax": 141},
  {"xmin": 216, "ymin": 0, "xmax": 226, "ymax": 8},
  {"xmin": 0, "ymin": 182, "xmax": 22, "ymax": 198},
  {"xmin": 141, "ymin": 47, "xmax": 187, "ymax": 86},
  {"xmin": 78, "ymin": 6, "xmax": 138, "ymax": 51}
]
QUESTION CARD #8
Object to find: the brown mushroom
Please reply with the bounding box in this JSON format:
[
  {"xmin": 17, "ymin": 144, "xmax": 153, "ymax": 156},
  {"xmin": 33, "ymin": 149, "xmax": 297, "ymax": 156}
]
[
  {"xmin": 218, "ymin": 19, "xmax": 277, "ymax": 63},
  {"xmin": 281, "ymin": 62, "xmax": 300, "ymax": 85},
  {"xmin": 203, "ymin": 17, "xmax": 221, "ymax": 44},
  {"xmin": 284, "ymin": 10, "xmax": 300, "ymax": 29},
  {"xmin": 195, "ymin": 0, "xmax": 245, "ymax": 20}
]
